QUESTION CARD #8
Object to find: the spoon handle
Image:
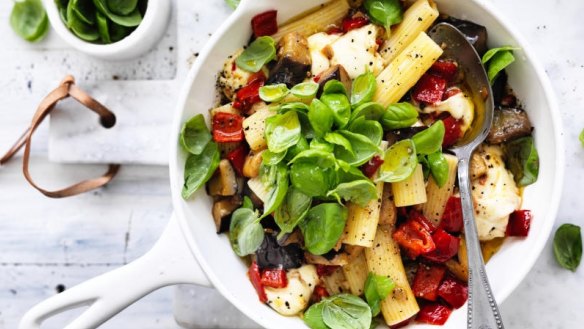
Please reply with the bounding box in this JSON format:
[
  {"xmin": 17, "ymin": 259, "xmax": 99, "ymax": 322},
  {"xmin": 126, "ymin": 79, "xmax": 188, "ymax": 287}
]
[{"xmin": 457, "ymin": 156, "xmax": 505, "ymax": 329}]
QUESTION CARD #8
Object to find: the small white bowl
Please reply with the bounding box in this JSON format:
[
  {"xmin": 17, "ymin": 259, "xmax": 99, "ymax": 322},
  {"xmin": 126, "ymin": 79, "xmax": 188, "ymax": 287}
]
[{"xmin": 42, "ymin": 0, "xmax": 171, "ymax": 60}]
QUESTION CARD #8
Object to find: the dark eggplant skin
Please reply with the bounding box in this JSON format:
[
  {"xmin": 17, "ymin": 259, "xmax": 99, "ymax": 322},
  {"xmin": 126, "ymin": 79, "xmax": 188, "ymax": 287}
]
[
  {"xmin": 438, "ymin": 16, "xmax": 488, "ymax": 56},
  {"xmin": 316, "ymin": 64, "xmax": 352, "ymax": 98},
  {"xmin": 487, "ymin": 107, "xmax": 533, "ymax": 144},
  {"xmin": 256, "ymin": 232, "xmax": 304, "ymax": 270},
  {"xmin": 266, "ymin": 32, "xmax": 311, "ymax": 87}
]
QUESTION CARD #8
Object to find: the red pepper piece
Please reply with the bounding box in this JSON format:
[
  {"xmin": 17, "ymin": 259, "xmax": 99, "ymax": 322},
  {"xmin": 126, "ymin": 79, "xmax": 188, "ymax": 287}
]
[
  {"xmin": 409, "ymin": 210, "xmax": 437, "ymax": 234},
  {"xmin": 251, "ymin": 10, "xmax": 278, "ymax": 37},
  {"xmin": 442, "ymin": 87, "xmax": 461, "ymax": 100},
  {"xmin": 441, "ymin": 115, "xmax": 463, "ymax": 148},
  {"xmin": 313, "ymin": 284, "xmax": 329, "ymax": 302},
  {"xmin": 233, "ymin": 73, "xmax": 266, "ymax": 113},
  {"xmin": 342, "ymin": 16, "xmax": 369, "ymax": 33},
  {"xmin": 393, "ymin": 218, "xmax": 436, "ymax": 259},
  {"xmin": 360, "ymin": 155, "xmax": 384, "ymax": 178},
  {"xmin": 412, "ymin": 263, "xmax": 446, "ymax": 301},
  {"xmin": 439, "ymin": 196, "xmax": 463, "ymax": 233},
  {"xmin": 326, "ymin": 26, "xmax": 344, "ymax": 35},
  {"xmin": 437, "ymin": 276, "xmax": 468, "ymax": 309},
  {"xmin": 261, "ymin": 268, "xmax": 288, "ymax": 288},
  {"xmin": 212, "ymin": 112, "xmax": 244, "ymax": 143},
  {"xmin": 506, "ymin": 209, "xmax": 532, "ymax": 237},
  {"xmin": 248, "ymin": 261, "xmax": 267, "ymax": 303},
  {"xmin": 416, "ymin": 303, "xmax": 452, "ymax": 325},
  {"xmin": 316, "ymin": 264, "xmax": 339, "ymax": 277},
  {"xmin": 424, "ymin": 229, "xmax": 460, "ymax": 263},
  {"xmin": 412, "ymin": 74, "xmax": 447, "ymax": 105},
  {"xmin": 429, "ymin": 59, "xmax": 458, "ymax": 81},
  {"xmin": 375, "ymin": 38, "xmax": 384, "ymax": 47},
  {"xmin": 226, "ymin": 144, "xmax": 248, "ymax": 176}
]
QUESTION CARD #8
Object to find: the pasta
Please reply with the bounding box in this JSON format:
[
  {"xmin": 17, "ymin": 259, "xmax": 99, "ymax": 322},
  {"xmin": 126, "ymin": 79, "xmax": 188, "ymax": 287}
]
[
  {"xmin": 272, "ymin": 0, "xmax": 350, "ymax": 40},
  {"xmin": 322, "ymin": 267, "xmax": 350, "ymax": 295},
  {"xmin": 419, "ymin": 154, "xmax": 459, "ymax": 225},
  {"xmin": 342, "ymin": 179, "xmax": 384, "ymax": 247},
  {"xmin": 342, "ymin": 251, "xmax": 369, "ymax": 295},
  {"xmin": 392, "ymin": 164, "xmax": 427, "ymax": 207}
]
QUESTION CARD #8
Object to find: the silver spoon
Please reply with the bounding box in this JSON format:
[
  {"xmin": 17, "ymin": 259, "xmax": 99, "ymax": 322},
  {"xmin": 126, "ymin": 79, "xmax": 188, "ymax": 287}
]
[{"xmin": 428, "ymin": 23, "xmax": 503, "ymax": 329}]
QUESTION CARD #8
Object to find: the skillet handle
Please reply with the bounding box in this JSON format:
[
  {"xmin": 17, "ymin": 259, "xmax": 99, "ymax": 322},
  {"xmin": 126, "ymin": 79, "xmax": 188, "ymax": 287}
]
[{"xmin": 19, "ymin": 213, "xmax": 210, "ymax": 329}]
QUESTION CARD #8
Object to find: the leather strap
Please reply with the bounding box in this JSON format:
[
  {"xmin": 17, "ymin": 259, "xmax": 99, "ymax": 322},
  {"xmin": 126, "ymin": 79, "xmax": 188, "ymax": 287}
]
[{"xmin": 0, "ymin": 75, "xmax": 121, "ymax": 198}]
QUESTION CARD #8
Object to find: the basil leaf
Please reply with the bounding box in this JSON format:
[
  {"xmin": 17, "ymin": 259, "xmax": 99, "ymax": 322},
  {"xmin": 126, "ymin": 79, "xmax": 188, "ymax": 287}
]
[
  {"xmin": 364, "ymin": 273, "xmax": 395, "ymax": 316},
  {"xmin": 325, "ymin": 132, "xmax": 354, "ymax": 155},
  {"xmin": 182, "ymin": 141, "xmax": 220, "ymax": 199},
  {"xmin": 349, "ymin": 117, "xmax": 383, "ymax": 146},
  {"xmin": 260, "ymin": 163, "xmax": 289, "ymax": 219},
  {"xmin": 300, "ymin": 203, "xmax": 348, "ymax": 255},
  {"xmin": 351, "ymin": 71, "xmax": 377, "ymax": 108},
  {"xmin": 93, "ymin": 0, "xmax": 142, "ymax": 27},
  {"xmin": 553, "ymin": 223, "xmax": 582, "ymax": 272},
  {"xmin": 309, "ymin": 99, "xmax": 335, "ymax": 137},
  {"xmin": 260, "ymin": 83, "xmax": 289, "ymax": 103},
  {"xmin": 504, "ymin": 136, "xmax": 539, "ymax": 187},
  {"xmin": 236, "ymin": 36, "xmax": 277, "ymax": 72},
  {"xmin": 291, "ymin": 82, "xmax": 319, "ymax": 99},
  {"xmin": 304, "ymin": 301, "xmax": 328, "ymax": 329},
  {"xmin": 180, "ymin": 114, "xmax": 212, "ymax": 155},
  {"xmin": 242, "ymin": 196, "xmax": 254, "ymax": 210},
  {"xmin": 412, "ymin": 121, "xmax": 445, "ymax": 155},
  {"xmin": 322, "ymin": 80, "xmax": 348, "ymax": 96},
  {"xmin": 482, "ymin": 47, "xmax": 519, "ymax": 84},
  {"xmin": 224, "ymin": 0, "xmax": 240, "ymax": 10},
  {"xmin": 310, "ymin": 138, "xmax": 335, "ymax": 153},
  {"xmin": 229, "ymin": 208, "xmax": 264, "ymax": 256},
  {"xmin": 327, "ymin": 180, "xmax": 377, "ymax": 207},
  {"xmin": 580, "ymin": 128, "xmax": 584, "ymax": 147},
  {"xmin": 290, "ymin": 161, "xmax": 337, "ymax": 197},
  {"xmin": 10, "ymin": 0, "xmax": 49, "ymax": 42},
  {"xmin": 350, "ymin": 102, "xmax": 385, "ymax": 123},
  {"xmin": 381, "ymin": 102, "xmax": 419, "ymax": 130},
  {"xmin": 321, "ymin": 93, "xmax": 352, "ymax": 129},
  {"xmin": 285, "ymin": 135, "xmax": 309, "ymax": 161},
  {"xmin": 427, "ymin": 152, "xmax": 449, "ymax": 187},
  {"xmin": 298, "ymin": 111, "xmax": 316, "ymax": 140},
  {"xmin": 289, "ymin": 149, "xmax": 337, "ymax": 167},
  {"xmin": 275, "ymin": 187, "xmax": 312, "ymax": 239},
  {"xmin": 364, "ymin": 0, "xmax": 403, "ymax": 29},
  {"xmin": 481, "ymin": 46, "xmax": 518, "ymax": 64},
  {"xmin": 377, "ymin": 139, "xmax": 417, "ymax": 183},
  {"xmin": 107, "ymin": 0, "xmax": 138, "ymax": 16},
  {"xmin": 335, "ymin": 130, "xmax": 380, "ymax": 166},
  {"xmin": 265, "ymin": 111, "xmax": 301, "ymax": 153},
  {"xmin": 279, "ymin": 102, "xmax": 310, "ymax": 114},
  {"xmin": 337, "ymin": 159, "xmax": 368, "ymax": 183},
  {"xmin": 322, "ymin": 294, "xmax": 372, "ymax": 329},
  {"xmin": 262, "ymin": 149, "xmax": 287, "ymax": 166}
]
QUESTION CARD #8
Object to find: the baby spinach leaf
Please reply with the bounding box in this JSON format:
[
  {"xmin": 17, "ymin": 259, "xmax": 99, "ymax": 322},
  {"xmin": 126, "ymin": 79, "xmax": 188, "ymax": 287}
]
[
  {"xmin": 322, "ymin": 294, "xmax": 372, "ymax": 329},
  {"xmin": 351, "ymin": 71, "xmax": 377, "ymax": 108},
  {"xmin": 291, "ymin": 82, "xmax": 319, "ymax": 99},
  {"xmin": 300, "ymin": 203, "xmax": 348, "ymax": 255},
  {"xmin": 93, "ymin": 0, "xmax": 142, "ymax": 27},
  {"xmin": 260, "ymin": 83, "xmax": 289, "ymax": 103},
  {"xmin": 412, "ymin": 121, "xmax": 445, "ymax": 155},
  {"xmin": 553, "ymin": 223, "xmax": 582, "ymax": 272},
  {"xmin": 364, "ymin": 273, "xmax": 395, "ymax": 316},
  {"xmin": 182, "ymin": 141, "xmax": 220, "ymax": 199},
  {"xmin": 327, "ymin": 180, "xmax": 377, "ymax": 207},
  {"xmin": 260, "ymin": 163, "xmax": 289, "ymax": 219},
  {"xmin": 229, "ymin": 208, "xmax": 264, "ymax": 256},
  {"xmin": 325, "ymin": 132, "xmax": 354, "ymax": 155},
  {"xmin": 304, "ymin": 301, "xmax": 328, "ymax": 329},
  {"xmin": 321, "ymin": 93, "xmax": 352, "ymax": 129},
  {"xmin": 10, "ymin": 0, "xmax": 49, "ymax": 42},
  {"xmin": 96, "ymin": 11, "xmax": 111, "ymax": 43},
  {"xmin": 364, "ymin": 0, "xmax": 402, "ymax": 29},
  {"xmin": 504, "ymin": 136, "xmax": 539, "ymax": 187},
  {"xmin": 265, "ymin": 110, "xmax": 301, "ymax": 153},
  {"xmin": 180, "ymin": 114, "xmax": 212, "ymax": 155},
  {"xmin": 262, "ymin": 149, "xmax": 287, "ymax": 166},
  {"xmin": 350, "ymin": 102, "xmax": 385, "ymax": 123},
  {"xmin": 482, "ymin": 46, "xmax": 518, "ymax": 84},
  {"xmin": 236, "ymin": 36, "xmax": 277, "ymax": 72},
  {"xmin": 107, "ymin": 0, "xmax": 138, "ymax": 16},
  {"xmin": 426, "ymin": 151, "xmax": 449, "ymax": 187},
  {"xmin": 335, "ymin": 131, "xmax": 380, "ymax": 166},
  {"xmin": 290, "ymin": 161, "xmax": 336, "ymax": 197},
  {"xmin": 71, "ymin": 0, "xmax": 96, "ymax": 25},
  {"xmin": 381, "ymin": 102, "xmax": 419, "ymax": 130},
  {"xmin": 109, "ymin": 21, "xmax": 133, "ymax": 42},
  {"xmin": 322, "ymin": 80, "xmax": 348, "ymax": 96},
  {"xmin": 349, "ymin": 117, "xmax": 383, "ymax": 146},
  {"xmin": 275, "ymin": 187, "xmax": 312, "ymax": 239},
  {"xmin": 377, "ymin": 139, "xmax": 417, "ymax": 183},
  {"xmin": 309, "ymin": 99, "xmax": 335, "ymax": 137}
]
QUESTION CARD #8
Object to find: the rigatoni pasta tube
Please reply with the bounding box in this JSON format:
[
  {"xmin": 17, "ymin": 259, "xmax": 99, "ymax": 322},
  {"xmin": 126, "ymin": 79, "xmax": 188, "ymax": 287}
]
[
  {"xmin": 378, "ymin": 183, "xmax": 397, "ymax": 227},
  {"xmin": 322, "ymin": 267, "xmax": 349, "ymax": 295},
  {"xmin": 392, "ymin": 164, "xmax": 427, "ymax": 207},
  {"xmin": 272, "ymin": 0, "xmax": 350, "ymax": 40},
  {"xmin": 342, "ymin": 180, "xmax": 384, "ymax": 247},
  {"xmin": 419, "ymin": 154, "xmax": 459, "ymax": 225},
  {"xmin": 380, "ymin": 0, "xmax": 439, "ymax": 63},
  {"xmin": 366, "ymin": 226, "xmax": 419, "ymax": 326},
  {"xmin": 342, "ymin": 251, "xmax": 369, "ymax": 295},
  {"xmin": 373, "ymin": 32, "xmax": 443, "ymax": 107}
]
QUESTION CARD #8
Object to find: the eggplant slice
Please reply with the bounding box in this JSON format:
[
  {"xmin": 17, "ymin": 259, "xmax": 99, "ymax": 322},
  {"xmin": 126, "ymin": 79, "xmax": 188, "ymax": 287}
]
[
  {"xmin": 266, "ymin": 32, "xmax": 312, "ymax": 87},
  {"xmin": 487, "ymin": 107, "xmax": 533, "ymax": 144},
  {"xmin": 316, "ymin": 64, "xmax": 352, "ymax": 98},
  {"xmin": 212, "ymin": 197, "xmax": 242, "ymax": 233},
  {"xmin": 256, "ymin": 232, "xmax": 304, "ymax": 270},
  {"xmin": 438, "ymin": 16, "xmax": 488, "ymax": 56}
]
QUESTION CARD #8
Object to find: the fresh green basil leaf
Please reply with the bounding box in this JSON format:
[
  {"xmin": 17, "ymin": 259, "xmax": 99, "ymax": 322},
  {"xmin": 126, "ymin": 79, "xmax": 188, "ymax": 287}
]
[
  {"xmin": 289, "ymin": 149, "xmax": 337, "ymax": 167},
  {"xmin": 236, "ymin": 36, "xmax": 277, "ymax": 73},
  {"xmin": 242, "ymin": 196, "xmax": 254, "ymax": 210},
  {"xmin": 487, "ymin": 50, "xmax": 515, "ymax": 83},
  {"xmin": 291, "ymin": 82, "xmax": 319, "ymax": 99},
  {"xmin": 350, "ymin": 102, "xmax": 385, "ymax": 123},
  {"xmin": 381, "ymin": 102, "xmax": 419, "ymax": 130},
  {"xmin": 377, "ymin": 139, "xmax": 417, "ymax": 183},
  {"xmin": 290, "ymin": 161, "xmax": 337, "ymax": 197},
  {"xmin": 182, "ymin": 141, "xmax": 220, "ymax": 199},
  {"xmin": 504, "ymin": 136, "xmax": 539, "ymax": 187},
  {"xmin": 322, "ymin": 80, "xmax": 348, "ymax": 96},
  {"xmin": 310, "ymin": 138, "xmax": 335, "ymax": 153},
  {"xmin": 285, "ymin": 135, "xmax": 309, "ymax": 161},
  {"xmin": 279, "ymin": 102, "xmax": 310, "ymax": 114},
  {"xmin": 335, "ymin": 130, "xmax": 380, "ymax": 166},
  {"xmin": 349, "ymin": 117, "xmax": 383, "ymax": 146},
  {"xmin": 262, "ymin": 149, "xmax": 287, "ymax": 166},
  {"xmin": 275, "ymin": 187, "xmax": 312, "ymax": 239},
  {"xmin": 321, "ymin": 294, "xmax": 372, "ymax": 329},
  {"xmin": 229, "ymin": 208, "xmax": 264, "ymax": 256},
  {"xmin": 300, "ymin": 203, "xmax": 348, "ymax": 255},
  {"xmin": 260, "ymin": 163, "xmax": 289, "ymax": 219},
  {"xmin": 481, "ymin": 46, "xmax": 519, "ymax": 64},
  {"xmin": 327, "ymin": 180, "xmax": 377, "ymax": 207},
  {"xmin": 337, "ymin": 159, "xmax": 368, "ymax": 183},
  {"xmin": 553, "ymin": 223, "xmax": 582, "ymax": 272},
  {"xmin": 412, "ymin": 121, "xmax": 445, "ymax": 155},
  {"xmin": 351, "ymin": 71, "xmax": 377, "ymax": 108},
  {"xmin": 427, "ymin": 152, "xmax": 449, "ymax": 187},
  {"xmin": 321, "ymin": 93, "xmax": 352, "ymax": 129},
  {"xmin": 107, "ymin": 0, "xmax": 138, "ymax": 16},
  {"xmin": 364, "ymin": 273, "xmax": 395, "ymax": 317},
  {"xmin": 325, "ymin": 132, "xmax": 354, "ymax": 155},
  {"xmin": 96, "ymin": 11, "xmax": 111, "ymax": 43},
  {"xmin": 224, "ymin": 0, "xmax": 240, "ymax": 10},
  {"xmin": 10, "ymin": 0, "xmax": 49, "ymax": 42},
  {"xmin": 309, "ymin": 99, "xmax": 335, "ymax": 137},
  {"xmin": 364, "ymin": 0, "xmax": 403, "ymax": 29},
  {"xmin": 180, "ymin": 114, "xmax": 212, "ymax": 155},
  {"xmin": 580, "ymin": 128, "xmax": 584, "ymax": 147},
  {"xmin": 304, "ymin": 301, "xmax": 329, "ymax": 329},
  {"xmin": 260, "ymin": 83, "xmax": 289, "ymax": 103},
  {"xmin": 265, "ymin": 110, "xmax": 301, "ymax": 153},
  {"xmin": 93, "ymin": 0, "xmax": 142, "ymax": 27},
  {"xmin": 297, "ymin": 111, "xmax": 316, "ymax": 140}
]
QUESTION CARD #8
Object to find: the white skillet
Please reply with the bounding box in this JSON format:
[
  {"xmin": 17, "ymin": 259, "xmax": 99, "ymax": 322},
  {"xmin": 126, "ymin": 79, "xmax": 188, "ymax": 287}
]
[{"xmin": 19, "ymin": 0, "xmax": 564, "ymax": 328}]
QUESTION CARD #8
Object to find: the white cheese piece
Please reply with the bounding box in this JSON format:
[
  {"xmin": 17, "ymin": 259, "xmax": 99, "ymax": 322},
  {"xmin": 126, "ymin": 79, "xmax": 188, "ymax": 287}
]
[
  {"xmin": 218, "ymin": 49, "xmax": 252, "ymax": 101},
  {"xmin": 307, "ymin": 32, "xmax": 340, "ymax": 77},
  {"xmin": 265, "ymin": 265, "xmax": 319, "ymax": 316},
  {"xmin": 422, "ymin": 92, "xmax": 475, "ymax": 133},
  {"xmin": 471, "ymin": 145, "xmax": 521, "ymax": 241},
  {"xmin": 329, "ymin": 24, "xmax": 384, "ymax": 79}
]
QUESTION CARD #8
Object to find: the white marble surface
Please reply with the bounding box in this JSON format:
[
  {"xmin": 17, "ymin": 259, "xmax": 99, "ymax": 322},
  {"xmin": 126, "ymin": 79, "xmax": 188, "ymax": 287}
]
[{"xmin": 1, "ymin": 0, "xmax": 583, "ymax": 328}]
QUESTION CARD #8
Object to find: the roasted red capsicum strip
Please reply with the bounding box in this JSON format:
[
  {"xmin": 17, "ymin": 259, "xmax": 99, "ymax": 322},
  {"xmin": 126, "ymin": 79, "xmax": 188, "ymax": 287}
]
[
  {"xmin": 233, "ymin": 72, "xmax": 265, "ymax": 113},
  {"xmin": 416, "ymin": 303, "xmax": 452, "ymax": 325},
  {"xmin": 409, "ymin": 210, "xmax": 437, "ymax": 234},
  {"xmin": 260, "ymin": 268, "xmax": 288, "ymax": 288},
  {"xmin": 429, "ymin": 59, "xmax": 458, "ymax": 81},
  {"xmin": 393, "ymin": 218, "xmax": 436, "ymax": 259},
  {"xmin": 248, "ymin": 261, "xmax": 267, "ymax": 303},
  {"xmin": 316, "ymin": 264, "xmax": 340, "ymax": 277},
  {"xmin": 424, "ymin": 229, "xmax": 460, "ymax": 263},
  {"xmin": 412, "ymin": 73, "xmax": 447, "ymax": 105},
  {"xmin": 312, "ymin": 284, "xmax": 329, "ymax": 303},
  {"xmin": 360, "ymin": 155, "xmax": 384, "ymax": 178},
  {"xmin": 212, "ymin": 112, "xmax": 244, "ymax": 143},
  {"xmin": 441, "ymin": 115, "xmax": 463, "ymax": 147},
  {"xmin": 439, "ymin": 196, "xmax": 463, "ymax": 233},
  {"xmin": 251, "ymin": 10, "xmax": 278, "ymax": 37},
  {"xmin": 342, "ymin": 16, "xmax": 369, "ymax": 32},
  {"xmin": 226, "ymin": 144, "xmax": 248, "ymax": 176},
  {"xmin": 412, "ymin": 263, "xmax": 446, "ymax": 301},
  {"xmin": 437, "ymin": 276, "xmax": 468, "ymax": 309},
  {"xmin": 506, "ymin": 209, "xmax": 532, "ymax": 237}
]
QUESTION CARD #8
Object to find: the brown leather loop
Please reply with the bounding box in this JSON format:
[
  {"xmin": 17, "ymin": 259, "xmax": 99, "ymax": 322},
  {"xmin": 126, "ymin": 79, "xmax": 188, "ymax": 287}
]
[{"xmin": 1, "ymin": 75, "xmax": 121, "ymax": 198}]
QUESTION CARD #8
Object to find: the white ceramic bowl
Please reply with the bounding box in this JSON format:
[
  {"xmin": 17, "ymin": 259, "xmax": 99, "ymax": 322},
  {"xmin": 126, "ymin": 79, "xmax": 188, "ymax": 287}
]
[
  {"xmin": 42, "ymin": 0, "xmax": 171, "ymax": 60},
  {"xmin": 21, "ymin": 0, "xmax": 564, "ymax": 328}
]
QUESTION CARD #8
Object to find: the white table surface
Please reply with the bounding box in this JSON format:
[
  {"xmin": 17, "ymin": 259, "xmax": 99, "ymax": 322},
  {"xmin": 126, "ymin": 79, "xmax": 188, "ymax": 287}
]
[{"xmin": 1, "ymin": 0, "xmax": 583, "ymax": 328}]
